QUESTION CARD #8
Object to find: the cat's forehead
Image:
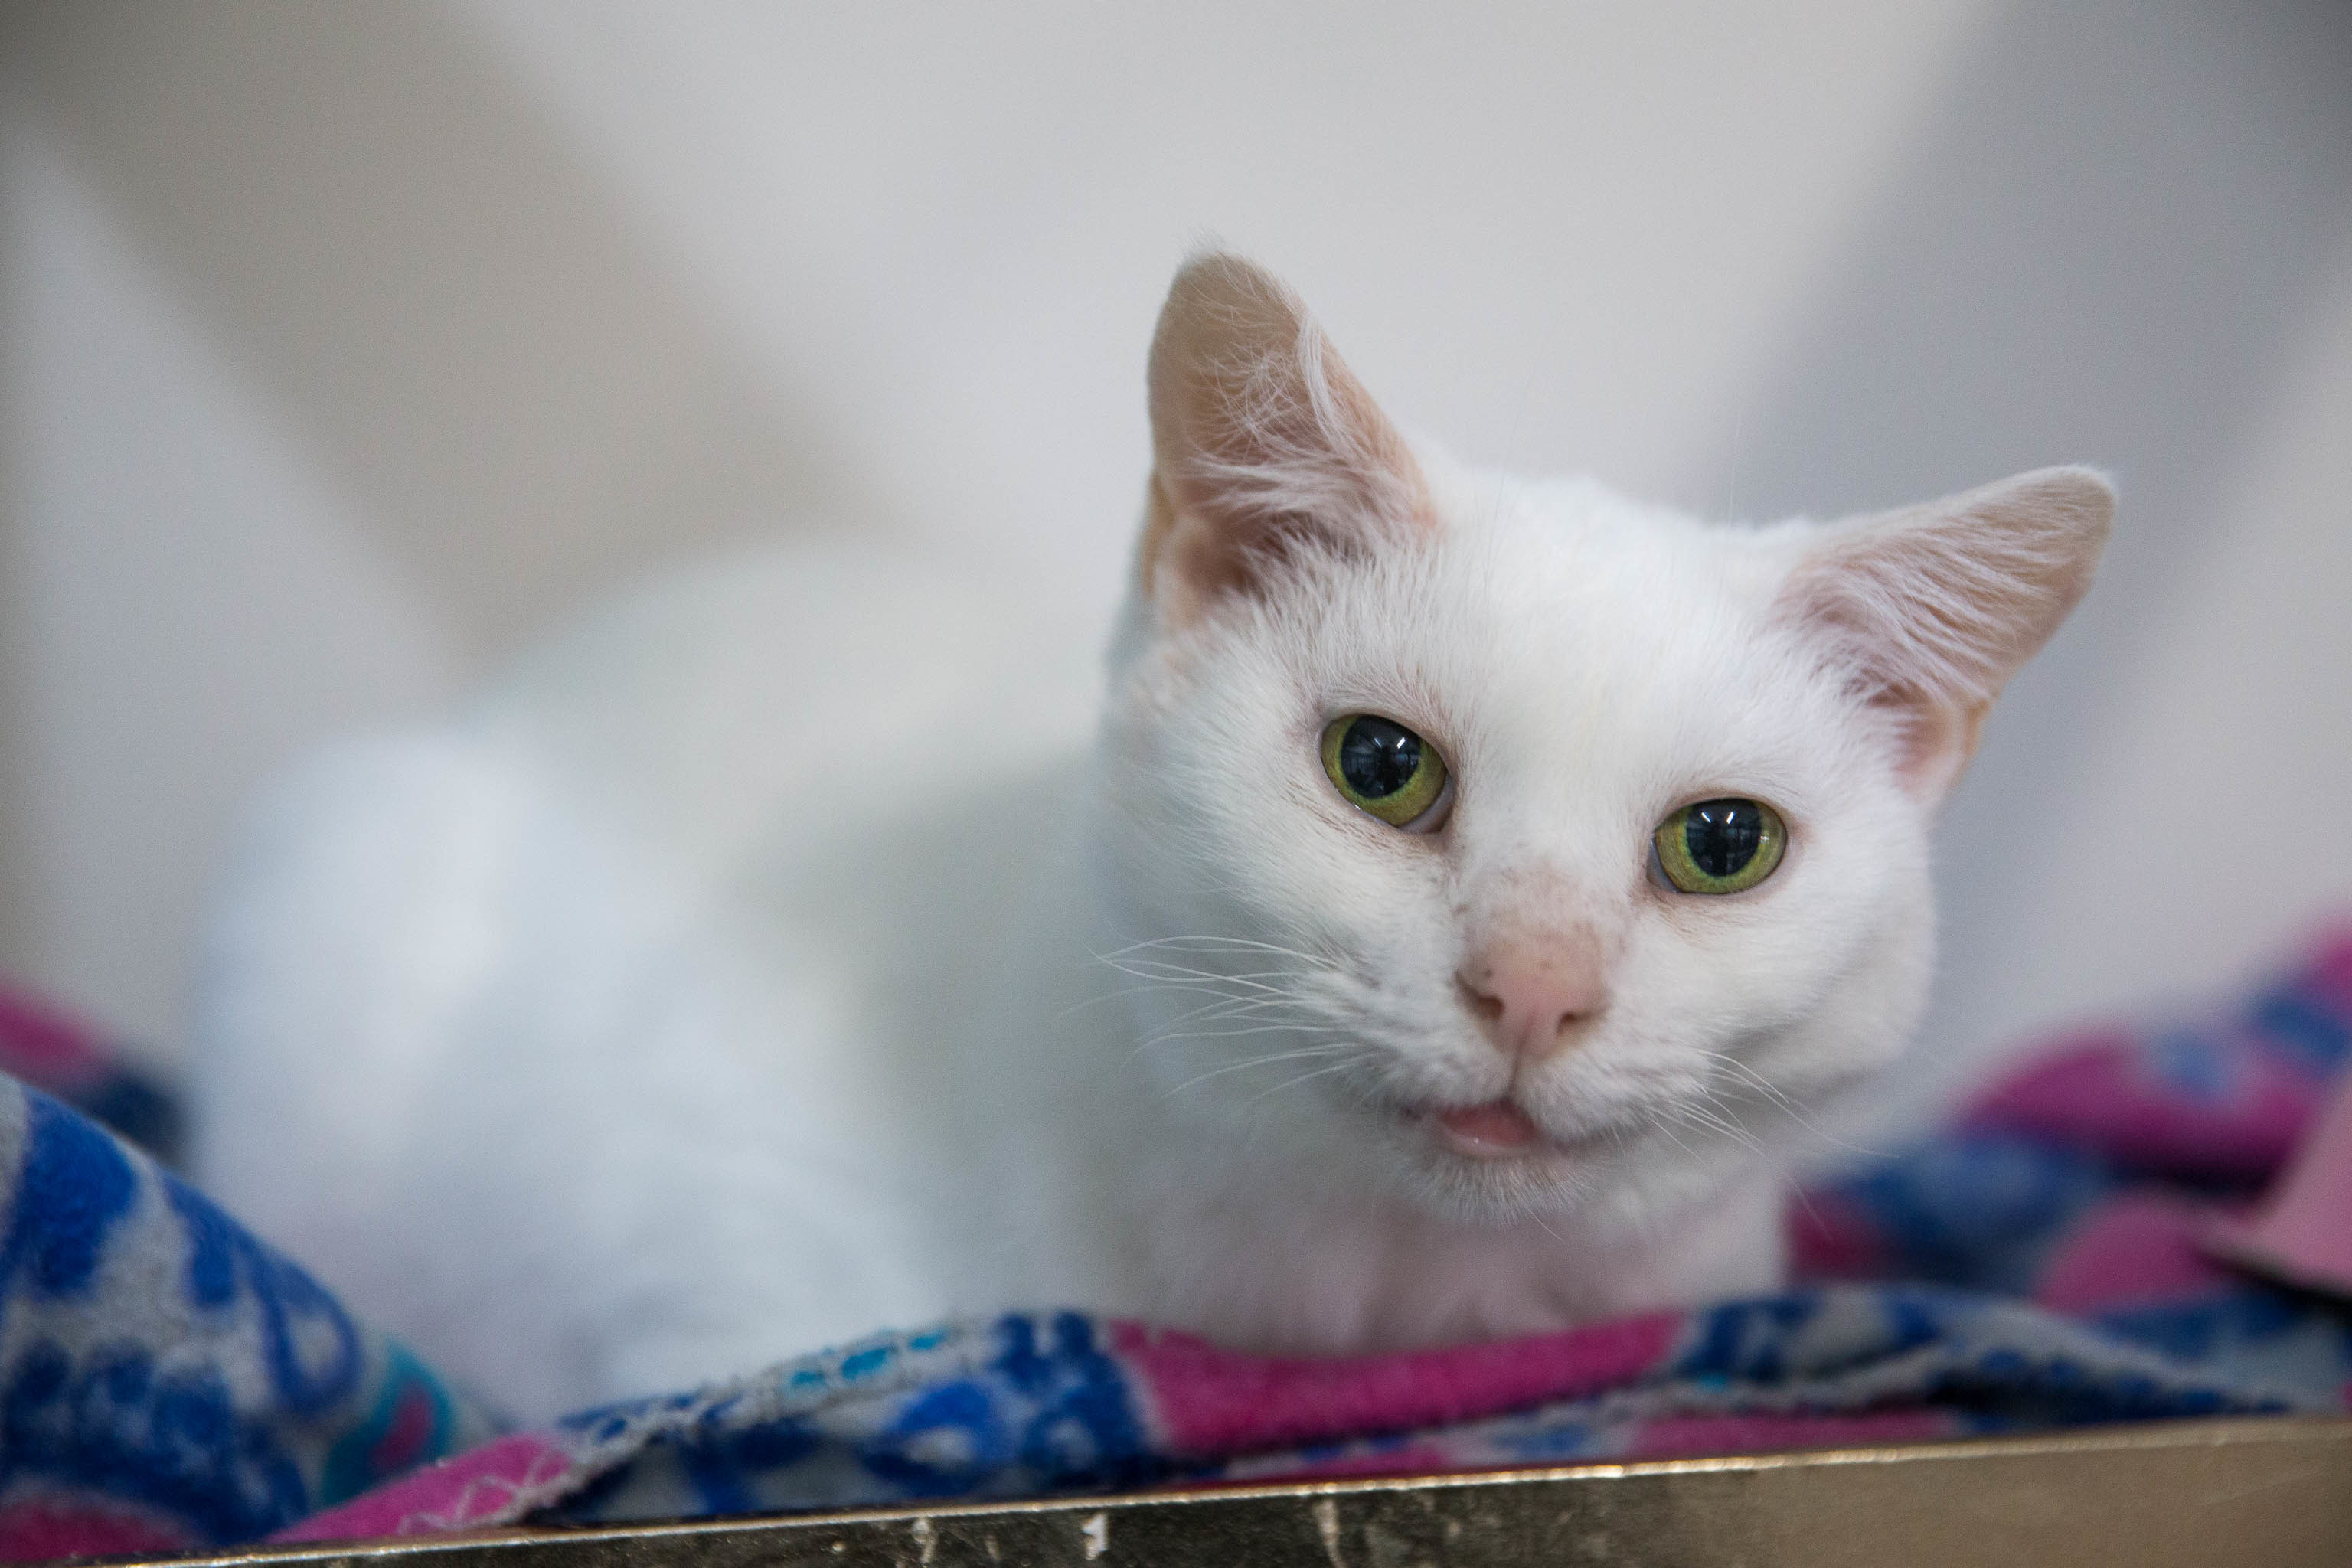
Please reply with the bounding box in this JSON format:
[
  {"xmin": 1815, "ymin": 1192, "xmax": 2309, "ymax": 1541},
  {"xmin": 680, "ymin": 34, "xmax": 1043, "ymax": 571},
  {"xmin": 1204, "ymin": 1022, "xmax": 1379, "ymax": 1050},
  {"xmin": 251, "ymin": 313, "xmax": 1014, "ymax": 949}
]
[{"xmin": 1292, "ymin": 475, "xmax": 1828, "ymax": 766}]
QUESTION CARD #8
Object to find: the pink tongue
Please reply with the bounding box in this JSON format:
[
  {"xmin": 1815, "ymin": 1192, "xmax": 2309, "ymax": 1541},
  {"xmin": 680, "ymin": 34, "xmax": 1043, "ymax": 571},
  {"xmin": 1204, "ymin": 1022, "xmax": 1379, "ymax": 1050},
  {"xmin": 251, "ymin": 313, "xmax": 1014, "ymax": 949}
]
[{"xmin": 1436, "ymin": 1101, "xmax": 1541, "ymax": 1152}]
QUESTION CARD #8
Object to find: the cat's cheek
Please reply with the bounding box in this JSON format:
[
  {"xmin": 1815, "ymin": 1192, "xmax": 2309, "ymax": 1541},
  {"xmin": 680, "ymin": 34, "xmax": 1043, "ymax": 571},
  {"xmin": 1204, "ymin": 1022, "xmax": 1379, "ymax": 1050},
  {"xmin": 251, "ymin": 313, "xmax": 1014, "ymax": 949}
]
[{"xmin": 1607, "ymin": 856, "xmax": 1877, "ymax": 1089}]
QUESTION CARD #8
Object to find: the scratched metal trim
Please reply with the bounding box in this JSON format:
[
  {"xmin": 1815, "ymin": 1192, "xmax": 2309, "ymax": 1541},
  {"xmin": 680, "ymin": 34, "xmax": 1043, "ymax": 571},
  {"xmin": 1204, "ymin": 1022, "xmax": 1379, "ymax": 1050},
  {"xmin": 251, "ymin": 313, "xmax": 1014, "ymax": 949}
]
[{"xmin": 96, "ymin": 1415, "xmax": 2352, "ymax": 1568}]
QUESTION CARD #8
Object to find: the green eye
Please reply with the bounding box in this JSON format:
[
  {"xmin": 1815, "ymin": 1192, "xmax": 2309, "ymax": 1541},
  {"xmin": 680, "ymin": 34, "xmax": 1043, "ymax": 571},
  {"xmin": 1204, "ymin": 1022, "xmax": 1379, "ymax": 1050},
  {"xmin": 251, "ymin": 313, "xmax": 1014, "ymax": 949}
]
[
  {"xmin": 1321, "ymin": 714, "xmax": 1449, "ymax": 828},
  {"xmin": 1654, "ymin": 798, "xmax": 1786, "ymax": 894}
]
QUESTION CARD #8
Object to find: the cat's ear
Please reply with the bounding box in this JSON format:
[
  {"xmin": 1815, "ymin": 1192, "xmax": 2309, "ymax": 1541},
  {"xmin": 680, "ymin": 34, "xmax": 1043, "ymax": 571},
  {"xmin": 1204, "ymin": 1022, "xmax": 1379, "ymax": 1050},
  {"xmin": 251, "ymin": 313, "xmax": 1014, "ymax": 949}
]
[
  {"xmin": 1141, "ymin": 253, "xmax": 1433, "ymax": 628},
  {"xmin": 1777, "ymin": 466, "xmax": 2115, "ymax": 802}
]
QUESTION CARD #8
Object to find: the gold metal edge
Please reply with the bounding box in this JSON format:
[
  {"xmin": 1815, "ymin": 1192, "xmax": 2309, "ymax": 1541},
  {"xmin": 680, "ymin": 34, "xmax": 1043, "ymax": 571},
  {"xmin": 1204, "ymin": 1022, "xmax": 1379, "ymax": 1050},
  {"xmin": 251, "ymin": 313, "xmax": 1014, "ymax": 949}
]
[{"xmin": 101, "ymin": 1413, "xmax": 2352, "ymax": 1568}]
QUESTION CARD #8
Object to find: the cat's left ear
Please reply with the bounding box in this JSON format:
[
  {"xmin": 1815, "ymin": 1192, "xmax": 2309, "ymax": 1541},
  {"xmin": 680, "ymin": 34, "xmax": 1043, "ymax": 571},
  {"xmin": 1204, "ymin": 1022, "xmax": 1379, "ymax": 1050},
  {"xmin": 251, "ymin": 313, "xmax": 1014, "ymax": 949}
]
[
  {"xmin": 1776, "ymin": 466, "xmax": 2115, "ymax": 802},
  {"xmin": 1140, "ymin": 253, "xmax": 1434, "ymax": 629}
]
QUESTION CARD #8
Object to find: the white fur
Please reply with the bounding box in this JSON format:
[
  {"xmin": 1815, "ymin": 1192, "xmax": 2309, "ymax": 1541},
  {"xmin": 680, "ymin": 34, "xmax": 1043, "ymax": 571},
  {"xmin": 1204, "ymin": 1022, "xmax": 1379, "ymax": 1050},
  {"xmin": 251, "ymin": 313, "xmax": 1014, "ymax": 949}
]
[{"xmin": 192, "ymin": 262, "xmax": 2108, "ymax": 1422}]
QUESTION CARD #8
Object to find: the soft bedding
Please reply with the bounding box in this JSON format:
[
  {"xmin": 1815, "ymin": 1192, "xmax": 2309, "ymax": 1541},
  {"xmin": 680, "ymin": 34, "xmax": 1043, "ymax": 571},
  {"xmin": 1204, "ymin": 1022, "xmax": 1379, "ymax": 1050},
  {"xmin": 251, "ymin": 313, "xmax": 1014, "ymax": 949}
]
[{"xmin": 2, "ymin": 930, "xmax": 2347, "ymax": 1555}]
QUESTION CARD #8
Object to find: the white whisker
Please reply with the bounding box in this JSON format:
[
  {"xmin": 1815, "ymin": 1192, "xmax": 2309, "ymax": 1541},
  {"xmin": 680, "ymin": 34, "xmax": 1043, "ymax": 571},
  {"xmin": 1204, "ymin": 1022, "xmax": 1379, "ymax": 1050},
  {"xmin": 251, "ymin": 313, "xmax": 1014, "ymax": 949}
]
[
  {"xmin": 1693, "ymin": 1050, "xmax": 1889, "ymax": 1159},
  {"xmin": 1145, "ymin": 1021, "xmax": 1337, "ymax": 1049},
  {"xmin": 1238, "ymin": 1055, "xmax": 1370, "ymax": 1109},
  {"xmin": 1160, "ymin": 1044, "xmax": 1355, "ymax": 1099}
]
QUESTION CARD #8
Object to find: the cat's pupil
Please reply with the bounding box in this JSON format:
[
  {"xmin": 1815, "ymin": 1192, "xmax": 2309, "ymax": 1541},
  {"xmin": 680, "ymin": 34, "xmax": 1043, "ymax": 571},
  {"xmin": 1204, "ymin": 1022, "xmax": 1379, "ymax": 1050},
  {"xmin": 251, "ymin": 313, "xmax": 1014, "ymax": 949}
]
[
  {"xmin": 1337, "ymin": 717, "xmax": 1423, "ymax": 799},
  {"xmin": 1684, "ymin": 799, "xmax": 1762, "ymax": 878}
]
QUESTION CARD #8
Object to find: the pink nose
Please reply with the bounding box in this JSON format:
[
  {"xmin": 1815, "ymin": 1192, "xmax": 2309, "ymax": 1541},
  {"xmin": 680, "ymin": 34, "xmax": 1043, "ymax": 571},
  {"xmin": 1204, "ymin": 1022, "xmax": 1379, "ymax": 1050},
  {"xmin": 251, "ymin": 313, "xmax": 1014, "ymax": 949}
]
[{"xmin": 1457, "ymin": 937, "xmax": 1609, "ymax": 1060}]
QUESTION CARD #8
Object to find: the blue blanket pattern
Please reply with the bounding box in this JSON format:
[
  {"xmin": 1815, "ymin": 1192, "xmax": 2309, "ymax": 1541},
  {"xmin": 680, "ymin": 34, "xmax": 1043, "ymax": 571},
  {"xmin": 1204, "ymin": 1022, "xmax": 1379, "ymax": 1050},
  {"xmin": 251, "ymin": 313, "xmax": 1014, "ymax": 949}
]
[{"xmin": 0, "ymin": 1085, "xmax": 495, "ymax": 1556}]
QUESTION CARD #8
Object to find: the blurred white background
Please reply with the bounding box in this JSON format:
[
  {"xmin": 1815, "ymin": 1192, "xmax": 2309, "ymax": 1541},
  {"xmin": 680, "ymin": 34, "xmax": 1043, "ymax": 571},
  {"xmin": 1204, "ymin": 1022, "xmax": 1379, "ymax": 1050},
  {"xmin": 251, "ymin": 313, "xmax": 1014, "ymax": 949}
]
[{"xmin": 2, "ymin": 1, "xmax": 2348, "ymax": 1112}]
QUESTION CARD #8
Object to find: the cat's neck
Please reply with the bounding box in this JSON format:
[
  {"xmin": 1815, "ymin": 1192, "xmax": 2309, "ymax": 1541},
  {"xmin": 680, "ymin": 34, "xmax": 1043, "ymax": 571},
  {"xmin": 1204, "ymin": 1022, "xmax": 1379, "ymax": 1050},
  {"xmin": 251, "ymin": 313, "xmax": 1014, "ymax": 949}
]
[{"xmin": 1119, "ymin": 1122, "xmax": 1788, "ymax": 1354}]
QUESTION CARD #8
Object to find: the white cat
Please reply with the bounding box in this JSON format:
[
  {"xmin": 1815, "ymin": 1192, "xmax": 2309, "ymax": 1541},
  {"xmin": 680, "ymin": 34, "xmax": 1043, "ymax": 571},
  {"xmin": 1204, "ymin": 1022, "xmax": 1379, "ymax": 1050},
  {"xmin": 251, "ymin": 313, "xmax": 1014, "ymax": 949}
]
[{"xmin": 193, "ymin": 254, "xmax": 2112, "ymax": 1422}]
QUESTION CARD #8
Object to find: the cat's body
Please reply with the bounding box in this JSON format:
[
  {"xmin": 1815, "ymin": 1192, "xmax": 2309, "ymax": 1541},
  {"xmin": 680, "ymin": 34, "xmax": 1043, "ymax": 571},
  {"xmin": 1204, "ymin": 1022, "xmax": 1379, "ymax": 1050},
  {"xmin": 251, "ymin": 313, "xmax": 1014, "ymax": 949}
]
[{"xmin": 194, "ymin": 256, "xmax": 2111, "ymax": 1421}]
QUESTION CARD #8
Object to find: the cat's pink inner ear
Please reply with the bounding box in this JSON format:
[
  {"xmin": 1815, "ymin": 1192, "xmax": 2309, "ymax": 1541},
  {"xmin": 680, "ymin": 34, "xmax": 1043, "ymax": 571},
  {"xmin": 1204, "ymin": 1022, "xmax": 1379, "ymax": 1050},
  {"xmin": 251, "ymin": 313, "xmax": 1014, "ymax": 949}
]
[
  {"xmin": 1776, "ymin": 466, "xmax": 2115, "ymax": 801},
  {"xmin": 1142, "ymin": 253, "xmax": 1433, "ymax": 626}
]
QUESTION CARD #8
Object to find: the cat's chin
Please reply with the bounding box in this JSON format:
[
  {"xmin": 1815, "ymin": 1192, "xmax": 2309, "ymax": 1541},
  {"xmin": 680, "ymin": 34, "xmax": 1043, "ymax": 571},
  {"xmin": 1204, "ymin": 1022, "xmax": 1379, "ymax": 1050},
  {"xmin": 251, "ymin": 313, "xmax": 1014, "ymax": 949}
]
[
  {"xmin": 1370, "ymin": 1097, "xmax": 1638, "ymax": 1220},
  {"xmin": 1380, "ymin": 1112, "xmax": 1756, "ymax": 1236}
]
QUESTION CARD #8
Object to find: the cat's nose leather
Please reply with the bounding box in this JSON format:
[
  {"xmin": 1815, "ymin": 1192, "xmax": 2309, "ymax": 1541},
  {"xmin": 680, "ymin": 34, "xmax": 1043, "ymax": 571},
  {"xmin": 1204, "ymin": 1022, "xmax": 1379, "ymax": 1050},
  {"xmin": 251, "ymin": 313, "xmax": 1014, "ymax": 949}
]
[{"xmin": 1457, "ymin": 939, "xmax": 1609, "ymax": 1060}]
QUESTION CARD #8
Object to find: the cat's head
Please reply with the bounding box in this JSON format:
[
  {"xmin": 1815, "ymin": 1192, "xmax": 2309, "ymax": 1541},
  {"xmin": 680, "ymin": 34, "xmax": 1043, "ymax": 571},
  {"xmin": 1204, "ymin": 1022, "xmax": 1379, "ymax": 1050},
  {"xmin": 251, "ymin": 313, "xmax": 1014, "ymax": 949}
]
[{"xmin": 1096, "ymin": 253, "xmax": 2111, "ymax": 1229}]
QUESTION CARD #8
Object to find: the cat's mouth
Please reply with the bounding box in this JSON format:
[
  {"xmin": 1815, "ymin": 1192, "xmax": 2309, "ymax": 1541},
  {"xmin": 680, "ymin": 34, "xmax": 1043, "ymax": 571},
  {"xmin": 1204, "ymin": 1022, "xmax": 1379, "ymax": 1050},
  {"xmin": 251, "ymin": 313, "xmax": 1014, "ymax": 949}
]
[
  {"xmin": 1413, "ymin": 1099, "xmax": 1608, "ymax": 1161},
  {"xmin": 1429, "ymin": 1100, "xmax": 1544, "ymax": 1158}
]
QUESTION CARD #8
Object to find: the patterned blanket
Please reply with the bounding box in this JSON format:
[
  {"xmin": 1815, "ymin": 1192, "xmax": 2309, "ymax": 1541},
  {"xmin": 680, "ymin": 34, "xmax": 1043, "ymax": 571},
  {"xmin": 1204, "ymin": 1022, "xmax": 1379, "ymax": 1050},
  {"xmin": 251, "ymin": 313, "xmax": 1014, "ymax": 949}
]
[{"xmin": 4, "ymin": 933, "xmax": 2348, "ymax": 1556}]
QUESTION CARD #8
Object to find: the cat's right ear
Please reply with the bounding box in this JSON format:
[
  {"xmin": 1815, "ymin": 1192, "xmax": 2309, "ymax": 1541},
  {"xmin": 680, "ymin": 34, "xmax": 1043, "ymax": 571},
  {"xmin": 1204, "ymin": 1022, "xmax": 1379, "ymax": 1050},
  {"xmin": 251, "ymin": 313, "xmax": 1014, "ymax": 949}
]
[{"xmin": 1140, "ymin": 253, "xmax": 1433, "ymax": 629}]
